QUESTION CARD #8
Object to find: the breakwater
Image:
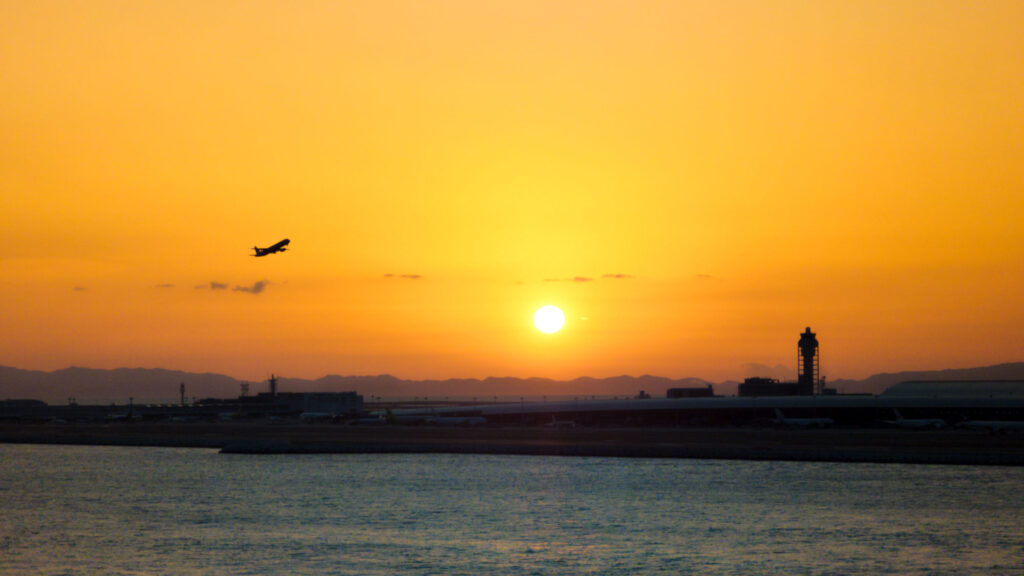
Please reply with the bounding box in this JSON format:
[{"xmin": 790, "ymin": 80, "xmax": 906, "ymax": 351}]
[{"xmin": 3, "ymin": 422, "xmax": 1024, "ymax": 465}]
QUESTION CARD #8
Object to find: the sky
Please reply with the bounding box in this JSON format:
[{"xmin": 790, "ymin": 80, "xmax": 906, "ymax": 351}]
[{"xmin": 2, "ymin": 1, "xmax": 1022, "ymax": 383}]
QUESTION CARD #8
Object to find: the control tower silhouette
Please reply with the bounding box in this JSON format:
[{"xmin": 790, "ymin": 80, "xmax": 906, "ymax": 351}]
[{"xmin": 797, "ymin": 327, "xmax": 820, "ymax": 395}]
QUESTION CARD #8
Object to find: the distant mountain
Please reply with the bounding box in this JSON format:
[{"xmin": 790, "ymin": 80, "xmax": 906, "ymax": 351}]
[
  {"xmin": 829, "ymin": 362, "xmax": 1024, "ymax": 395},
  {"xmin": 0, "ymin": 367, "xmax": 715, "ymax": 404},
  {"xmin": 0, "ymin": 366, "xmax": 240, "ymax": 404},
  {"xmin": 741, "ymin": 363, "xmax": 795, "ymax": 382},
  {"xmin": 285, "ymin": 374, "xmax": 716, "ymax": 399},
  {"xmin": 2, "ymin": 362, "xmax": 1023, "ymax": 404}
]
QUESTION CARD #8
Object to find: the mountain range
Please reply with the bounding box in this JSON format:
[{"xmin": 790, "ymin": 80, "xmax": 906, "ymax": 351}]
[{"xmin": 2, "ymin": 363, "xmax": 1024, "ymax": 405}]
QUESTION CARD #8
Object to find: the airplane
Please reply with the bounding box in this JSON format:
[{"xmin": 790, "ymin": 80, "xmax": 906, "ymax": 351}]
[
  {"xmin": 884, "ymin": 409, "xmax": 946, "ymax": 430},
  {"xmin": 253, "ymin": 238, "xmax": 290, "ymax": 257},
  {"xmin": 299, "ymin": 412, "xmax": 337, "ymax": 423},
  {"xmin": 543, "ymin": 417, "xmax": 577, "ymax": 429},
  {"xmin": 774, "ymin": 409, "xmax": 834, "ymax": 428},
  {"xmin": 957, "ymin": 419, "xmax": 1024, "ymax": 434},
  {"xmin": 352, "ymin": 415, "xmax": 388, "ymax": 426},
  {"xmin": 431, "ymin": 416, "xmax": 487, "ymax": 427}
]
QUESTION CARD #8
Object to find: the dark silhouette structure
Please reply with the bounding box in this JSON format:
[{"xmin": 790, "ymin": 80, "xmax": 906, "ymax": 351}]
[
  {"xmin": 738, "ymin": 377, "xmax": 811, "ymax": 396},
  {"xmin": 666, "ymin": 385, "xmax": 715, "ymax": 398},
  {"xmin": 739, "ymin": 327, "xmax": 821, "ymax": 396},
  {"xmin": 798, "ymin": 327, "xmax": 820, "ymax": 394}
]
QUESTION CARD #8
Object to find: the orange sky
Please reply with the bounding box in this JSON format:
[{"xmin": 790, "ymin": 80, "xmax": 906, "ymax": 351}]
[{"xmin": 2, "ymin": 1, "xmax": 1022, "ymax": 383}]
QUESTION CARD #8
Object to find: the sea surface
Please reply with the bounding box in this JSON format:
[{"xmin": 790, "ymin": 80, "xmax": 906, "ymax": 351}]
[{"xmin": 1, "ymin": 444, "xmax": 1022, "ymax": 575}]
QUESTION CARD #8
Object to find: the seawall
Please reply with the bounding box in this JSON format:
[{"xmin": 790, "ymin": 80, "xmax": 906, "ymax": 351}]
[{"xmin": 3, "ymin": 422, "xmax": 1024, "ymax": 465}]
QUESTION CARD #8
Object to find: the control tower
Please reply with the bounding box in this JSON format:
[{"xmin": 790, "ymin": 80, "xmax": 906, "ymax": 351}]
[{"xmin": 797, "ymin": 327, "xmax": 820, "ymax": 395}]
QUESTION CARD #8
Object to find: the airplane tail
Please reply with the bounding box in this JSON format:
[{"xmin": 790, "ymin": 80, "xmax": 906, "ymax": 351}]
[
  {"xmin": 775, "ymin": 409, "xmax": 784, "ymax": 420},
  {"xmin": 893, "ymin": 409, "xmax": 904, "ymax": 422}
]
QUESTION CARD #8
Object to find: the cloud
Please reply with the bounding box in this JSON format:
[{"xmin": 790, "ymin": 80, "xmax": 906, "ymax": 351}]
[
  {"xmin": 155, "ymin": 283, "xmax": 175, "ymax": 289},
  {"xmin": 73, "ymin": 286, "xmax": 87, "ymax": 292},
  {"xmin": 602, "ymin": 273, "xmax": 634, "ymax": 279},
  {"xmin": 234, "ymin": 280, "xmax": 269, "ymax": 294},
  {"xmin": 385, "ymin": 274, "xmax": 422, "ymax": 280},
  {"xmin": 209, "ymin": 282, "xmax": 228, "ymax": 290},
  {"xmin": 695, "ymin": 274, "xmax": 714, "ymax": 279},
  {"xmin": 544, "ymin": 276, "xmax": 594, "ymax": 283}
]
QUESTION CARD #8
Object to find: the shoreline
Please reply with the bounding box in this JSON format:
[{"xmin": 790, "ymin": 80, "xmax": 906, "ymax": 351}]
[{"xmin": 2, "ymin": 422, "xmax": 1024, "ymax": 466}]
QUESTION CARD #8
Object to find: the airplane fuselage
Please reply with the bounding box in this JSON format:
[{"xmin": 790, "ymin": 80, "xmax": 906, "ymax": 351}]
[
  {"xmin": 884, "ymin": 409, "xmax": 946, "ymax": 429},
  {"xmin": 885, "ymin": 419, "xmax": 946, "ymax": 429},
  {"xmin": 959, "ymin": 420, "xmax": 1024, "ymax": 433},
  {"xmin": 773, "ymin": 409, "xmax": 833, "ymax": 428},
  {"xmin": 254, "ymin": 238, "xmax": 290, "ymax": 257},
  {"xmin": 775, "ymin": 417, "xmax": 834, "ymax": 428}
]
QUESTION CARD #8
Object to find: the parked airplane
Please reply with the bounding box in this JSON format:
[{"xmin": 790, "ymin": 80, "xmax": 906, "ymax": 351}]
[
  {"xmin": 958, "ymin": 419, "xmax": 1024, "ymax": 434},
  {"xmin": 774, "ymin": 409, "xmax": 834, "ymax": 428},
  {"xmin": 299, "ymin": 412, "xmax": 337, "ymax": 422},
  {"xmin": 544, "ymin": 417, "xmax": 577, "ymax": 429},
  {"xmin": 352, "ymin": 414, "xmax": 388, "ymax": 426},
  {"xmin": 884, "ymin": 409, "xmax": 946, "ymax": 429},
  {"xmin": 253, "ymin": 238, "xmax": 290, "ymax": 257},
  {"xmin": 431, "ymin": 416, "xmax": 487, "ymax": 427}
]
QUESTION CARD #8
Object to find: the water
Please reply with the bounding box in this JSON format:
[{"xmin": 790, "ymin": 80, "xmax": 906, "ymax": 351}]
[{"xmin": 1, "ymin": 445, "xmax": 1022, "ymax": 575}]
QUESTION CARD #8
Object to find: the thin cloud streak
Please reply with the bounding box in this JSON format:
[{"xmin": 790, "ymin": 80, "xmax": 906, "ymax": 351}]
[
  {"xmin": 544, "ymin": 276, "xmax": 594, "ymax": 283},
  {"xmin": 234, "ymin": 280, "xmax": 269, "ymax": 294}
]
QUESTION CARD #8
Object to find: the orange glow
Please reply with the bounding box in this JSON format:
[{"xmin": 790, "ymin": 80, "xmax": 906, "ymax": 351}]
[{"xmin": 1, "ymin": 1, "xmax": 1022, "ymax": 383}]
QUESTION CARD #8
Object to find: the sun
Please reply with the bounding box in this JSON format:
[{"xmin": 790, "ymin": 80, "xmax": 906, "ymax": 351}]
[{"xmin": 534, "ymin": 305, "xmax": 565, "ymax": 334}]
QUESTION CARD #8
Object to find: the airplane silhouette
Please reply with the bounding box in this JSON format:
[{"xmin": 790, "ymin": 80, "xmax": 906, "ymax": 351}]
[
  {"xmin": 773, "ymin": 409, "xmax": 833, "ymax": 428},
  {"xmin": 253, "ymin": 238, "xmax": 290, "ymax": 257},
  {"xmin": 957, "ymin": 418, "xmax": 1024, "ymax": 434},
  {"xmin": 884, "ymin": 409, "xmax": 946, "ymax": 429}
]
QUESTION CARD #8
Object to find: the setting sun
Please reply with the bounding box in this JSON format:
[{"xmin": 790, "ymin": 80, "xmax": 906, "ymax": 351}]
[{"xmin": 534, "ymin": 306, "xmax": 565, "ymax": 334}]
